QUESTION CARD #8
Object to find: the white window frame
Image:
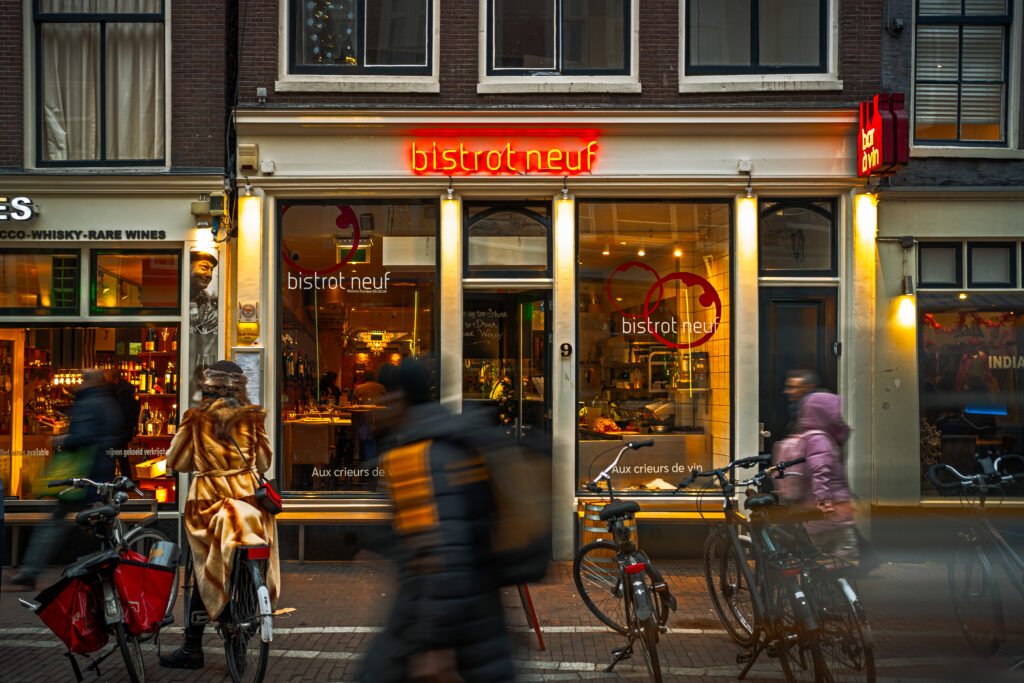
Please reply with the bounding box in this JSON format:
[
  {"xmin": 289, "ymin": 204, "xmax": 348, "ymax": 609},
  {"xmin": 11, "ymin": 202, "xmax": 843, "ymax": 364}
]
[
  {"xmin": 23, "ymin": 0, "xmax": 172, "ymax": 171},
  {"xmin": 677, "ymin": 0, "xmax": 842, "ymax": 93},
  {"xmin": 477, "ymin": 0, "xmax": 641, "ymax": 94},
  {"xmin": 910, "ymin": 0, "xmax": 1024, "ymax": 159},
  {"xmin": 276, "ymin": 0, "xmax": 441, "ymax": 93}
]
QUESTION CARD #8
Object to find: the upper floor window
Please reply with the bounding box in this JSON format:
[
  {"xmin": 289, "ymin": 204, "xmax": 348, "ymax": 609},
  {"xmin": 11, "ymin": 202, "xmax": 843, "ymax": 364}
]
[
  {"xmin": 686, "ymin": 0, "xmax": 827, "ymax": 75},
  {"xmin": 488, "ymin": 0, "xmax": 628, "ymax": 75},
  {"xmin": 34, "ymin": 0, "xmax": 165, "ymax": 167},
  {"xmin": 289, "ymin": 0, "xmax": 431, "ymax": 75},
  {"xmin": 914, "ymin": 0, "xmax": 1010, "ymax": 145}
]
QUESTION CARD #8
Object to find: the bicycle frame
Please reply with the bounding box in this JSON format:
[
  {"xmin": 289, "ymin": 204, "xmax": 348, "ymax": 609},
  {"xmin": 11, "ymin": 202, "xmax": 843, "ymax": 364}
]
[{"xmin": 968, "ymin": 503, "xmax": 1024, "ymax": 600}]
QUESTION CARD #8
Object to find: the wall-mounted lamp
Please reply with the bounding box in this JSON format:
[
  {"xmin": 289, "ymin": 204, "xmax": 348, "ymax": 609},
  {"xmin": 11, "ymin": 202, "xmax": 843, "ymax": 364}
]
[
  {"xmin": 738, "ymin": 158, "xmax": 753, "ymax": 198},
  {"xmin": 561, "ymin": 175, "xmax": 570, "ymax": 200},
  {"xmin": 446, "ymin": 176, "xmax": 454, "ymax": 201},
  {"xmin": 900, "ymin": 236, "xmax": 915, "ymax": 296}
]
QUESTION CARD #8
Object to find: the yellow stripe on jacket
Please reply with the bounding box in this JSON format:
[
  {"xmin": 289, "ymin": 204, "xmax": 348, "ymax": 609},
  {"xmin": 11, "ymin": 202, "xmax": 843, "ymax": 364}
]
[{"xmin": 384, "ymin": 440, "xmax": 439, "ymax": 536}]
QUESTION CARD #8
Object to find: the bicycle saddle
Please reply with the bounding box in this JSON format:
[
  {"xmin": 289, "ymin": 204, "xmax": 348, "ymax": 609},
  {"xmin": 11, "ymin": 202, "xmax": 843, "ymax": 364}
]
[
  {"xmin": 75, "ymin": 505, "xmax": 117, "ymax": 527},
  {"xmin": 743, "ymin": 493, "xmax": 778, "ymax": 510},
  {"xmin": 599, "ymin": 500, "xmax": 640, "ymax": 520}
]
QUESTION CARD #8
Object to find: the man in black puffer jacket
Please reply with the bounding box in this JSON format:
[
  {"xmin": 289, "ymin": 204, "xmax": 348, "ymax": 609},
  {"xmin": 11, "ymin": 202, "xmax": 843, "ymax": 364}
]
[{"xmin": 358, "ymin": 358, "xmax": 516, "ymax": 683}]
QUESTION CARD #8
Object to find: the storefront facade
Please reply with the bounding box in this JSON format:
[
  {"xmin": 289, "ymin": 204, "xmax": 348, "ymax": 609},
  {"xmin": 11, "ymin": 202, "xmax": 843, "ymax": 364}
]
[
  {"xmin": 0, "ymin": 177, "xmax": 226, "ymax": 511},
  {"xmin": 234, "ymin": 109, "xmax": 874, "ymax": 558}
]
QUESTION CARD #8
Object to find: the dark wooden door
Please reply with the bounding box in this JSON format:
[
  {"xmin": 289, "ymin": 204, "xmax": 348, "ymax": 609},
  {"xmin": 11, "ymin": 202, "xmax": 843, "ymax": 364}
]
[{"xmin": 758, "ymin": 287, "xmax": 838, "ymax": 453}]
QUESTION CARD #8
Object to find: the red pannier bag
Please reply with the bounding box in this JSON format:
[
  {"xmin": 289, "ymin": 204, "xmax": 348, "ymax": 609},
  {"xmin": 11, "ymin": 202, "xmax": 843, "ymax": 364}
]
[
  {"xmin": 35, "ymin": 576, "xmax": 109, "ymax": 654},
  {"xmin": 114, "ymin": 550, "xmax": 176, "ymax": 637}
]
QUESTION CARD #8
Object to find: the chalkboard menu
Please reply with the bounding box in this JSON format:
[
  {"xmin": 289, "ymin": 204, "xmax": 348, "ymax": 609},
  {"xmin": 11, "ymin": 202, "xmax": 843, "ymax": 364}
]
[{"xmin": 463, "ymin": 304, "xmax": 508, "ymax": 359}]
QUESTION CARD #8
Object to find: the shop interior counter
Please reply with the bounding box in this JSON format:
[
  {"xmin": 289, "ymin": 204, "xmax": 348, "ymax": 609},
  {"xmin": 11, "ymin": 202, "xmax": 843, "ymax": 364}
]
[{"xmin": 578, "ymin": 431, "xmax": 712, "ymax": 493}]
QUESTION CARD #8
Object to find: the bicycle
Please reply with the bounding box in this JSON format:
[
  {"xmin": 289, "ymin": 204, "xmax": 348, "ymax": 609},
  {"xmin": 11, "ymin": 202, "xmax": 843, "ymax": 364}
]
[
  {"xmin": 179, "ymin": 529, "xmax": 275, "ymax": 683},
  {"xmin": 926, "ymin": 451, "xmax": 1024, "ymax": 662},
  {"xmin": 572, "ymin": 438, "xmax": 677, "ymax": 682},
  {"xmin": 680, "ymin": 455, "xmax": 873, "ymax": 683},
  {"xmin": 19, "ymin": 476, "xmax": 178, "ymax": 683}
]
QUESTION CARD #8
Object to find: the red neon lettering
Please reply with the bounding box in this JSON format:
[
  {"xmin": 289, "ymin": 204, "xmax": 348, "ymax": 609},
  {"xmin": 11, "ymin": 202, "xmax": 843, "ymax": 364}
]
[{"xmin": 410, "ymin": 139, "xmax": 598, "ymax": 176}]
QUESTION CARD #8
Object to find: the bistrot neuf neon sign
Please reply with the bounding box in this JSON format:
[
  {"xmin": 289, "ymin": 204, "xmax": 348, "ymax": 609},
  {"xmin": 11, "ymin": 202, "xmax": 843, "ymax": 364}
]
[{"xmin": 410, "ymin": 139, "xmax": 599, "ymax": 176}]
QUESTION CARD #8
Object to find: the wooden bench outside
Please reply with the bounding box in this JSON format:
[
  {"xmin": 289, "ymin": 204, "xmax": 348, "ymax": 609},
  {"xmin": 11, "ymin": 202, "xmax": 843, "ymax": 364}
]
[
  {"xmin": 276, "ymin": 505, "xmax": 392, "ymax": 563},
  {"xmin": 4, "ymin": 504, "xmax": 158, "ymax": 566}
]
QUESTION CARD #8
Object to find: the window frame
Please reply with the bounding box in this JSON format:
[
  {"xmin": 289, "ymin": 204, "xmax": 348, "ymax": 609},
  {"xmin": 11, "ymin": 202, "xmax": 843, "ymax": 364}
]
[
  {"xmin": 918, "ymin": 241, "xmax": 965, "ymax": 289},
  {"xmin": 678, "ymin": 0, "xmax": 842, "ymax": 93},
  {"xmin": 477, "ymin": 0, "xmax": 640, "ymax": 94},
  {"xmin": 32, "ymin": 0, "xmax": 167, "ymax": 168},
  {"xmin": 912, "ymin": 0, "xmax": 1014, "ymax": 148},
  {"xmin": 89, "ymin": 248, "xmax": 182, "ymax": 317},
  {"xmin": 757, "ymin": 198, "xmax": 838, "ymax": 278},
  {"xmin": 463, "ymin": 202, "xmax": 553, "ymax": 279},
  {"xmin": 485, "ymin": 0, "xmax": 631, "ymax": 77},
  {"xmin": 287, "ymin": 0, "xmax": 432, "ymax": 76},
  {"xmin": 0, "ymin": 249, "xmax": 80, "ymax": 316},
  {"xmin": 277, "ymin": 0, "xmax": 440, "ymax": 93},
  {"xmin": 967, "ymin": 240, "xmax": 1018, "ymax": 288},
  {"xmin": 684, "ymin": 0, "xmax": 828, "ymax": 76}
]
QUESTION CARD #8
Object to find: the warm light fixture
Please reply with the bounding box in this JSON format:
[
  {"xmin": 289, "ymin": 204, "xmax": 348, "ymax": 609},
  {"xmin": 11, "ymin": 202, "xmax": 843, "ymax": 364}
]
[
  {"xmin": 673, "ymin": 247, "xmax": 683, "ymax": 258},
  {"xmin": 900, "ymin": 236, "xmax": 915, "ymax": 296},
  {"xmin": 959, "ymin": 292, "xmax": 968, "ymax": 300},
  {"xmin": 561, "ymin": 175, "xmax": 569, "ymax": 200},
  {"xmin": 446, "ymin": 176, "xmax": 454, "ymax": 200},
  {"xmin": 602, "ymin": 243, "xmax": 610, "ymax": 256},
  {"xmin": 238, "ymin": 186, "xmax": 262, "ymax": 240}
]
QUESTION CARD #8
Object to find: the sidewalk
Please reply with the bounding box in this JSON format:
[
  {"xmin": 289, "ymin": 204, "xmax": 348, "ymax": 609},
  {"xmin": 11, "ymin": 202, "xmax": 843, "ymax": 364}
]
[{"xmin": 1, "ymin": 558, "xmax": 1022, "ymax": 682}]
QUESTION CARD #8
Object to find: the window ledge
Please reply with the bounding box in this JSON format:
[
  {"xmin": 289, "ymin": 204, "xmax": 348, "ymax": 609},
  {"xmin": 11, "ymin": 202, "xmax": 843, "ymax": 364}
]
[
  {"xmin": 477, "ymin": 77, "xmax": 641, "ymax": 95},
  {"xmin": 911, "ymin": 146, "xmax": 1024, "ymax": 160},
  {"xmin": 275, "ymin": 75, "xmax": 440, "ymax": 94},
  {"xmin": 678, "ymin": 75, "xmax": 843, "ymax": 94}
]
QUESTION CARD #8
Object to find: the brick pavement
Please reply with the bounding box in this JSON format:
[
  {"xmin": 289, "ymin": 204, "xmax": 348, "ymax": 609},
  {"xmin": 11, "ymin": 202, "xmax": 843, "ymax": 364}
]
[{"xmin": 2, "ymin": 558, "xmax": 1022, "ymax": 682}]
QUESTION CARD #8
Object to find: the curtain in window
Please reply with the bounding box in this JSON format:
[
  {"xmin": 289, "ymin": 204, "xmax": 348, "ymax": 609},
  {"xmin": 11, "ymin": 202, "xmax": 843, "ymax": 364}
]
[
  {"xmin": 40, "ymin": 0, "xmax": 164, "ymax": 162},
  {"xmin": 41, "ymin": 23, "xmax": 99, "ymax": 161}
]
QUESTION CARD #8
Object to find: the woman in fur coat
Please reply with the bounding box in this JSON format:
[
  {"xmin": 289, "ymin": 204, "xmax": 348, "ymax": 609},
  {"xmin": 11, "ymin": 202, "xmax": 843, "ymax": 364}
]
[{"xmin": 159, "ymin": 360, "xmax": 280, "ymax": 670}]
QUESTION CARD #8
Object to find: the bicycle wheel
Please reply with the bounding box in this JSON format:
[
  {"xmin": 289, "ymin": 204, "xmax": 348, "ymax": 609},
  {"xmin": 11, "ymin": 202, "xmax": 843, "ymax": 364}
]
[
  {"xmin": 123, "ymin": 527, "xmax": 179, "ymax": 621},
  {"xmin": 949, "ymin": 540, "xmax": 1004, "ymax": 656},
  {"xmin": 115, "ymin": 621, "xmax": 146, "ymax": 683},
  {"xmin": 812, "ymin": 574, "xmax": 876, "ymax": 683},
  {"xmin": 637, "ymin": 613, "xmax": 663, "ymax": 683},
  {"xmin": 573, "ymin": 540, "xmax": 627, "ymax": 634},
  {"xmin": 771, "ymin": 578, "xmax": 828, "ymax": 683},
  {"xmin": 704, "ymin": 530, "xmax": 757, "ymax": 646},
  {"xmin": 224, "ymin": 557, "xmax": 270, "ymax": 683}
]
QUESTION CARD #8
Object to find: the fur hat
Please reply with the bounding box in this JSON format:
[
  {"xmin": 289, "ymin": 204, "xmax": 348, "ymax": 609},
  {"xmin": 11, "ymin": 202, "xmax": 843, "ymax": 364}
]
[{"xmin": 202, "ymin": 360, "xmax": 247, "ymax": 392}]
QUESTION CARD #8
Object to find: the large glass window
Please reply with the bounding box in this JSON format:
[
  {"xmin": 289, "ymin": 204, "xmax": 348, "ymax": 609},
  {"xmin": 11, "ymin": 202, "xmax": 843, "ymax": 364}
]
[
  {"xmin": 465, "ymin": 203, "xmax": 550, "ymax": 276},
  {"xmin": 919, "ymin": 293, "xmax": 1024, "ymax": 495},
  {"xmin": 0, "ymin": 250, "xmax": 79, "ymax": 314},
  {"xmin": 290, "ymin": 0, "xmax": 430, "ymax": 74},
  {"xmin": 576, "ymin": 201, "xmax": 732, "ymax": 494},
  {"xmin": 92, "ymin": 250, "xmax": 181, "ymax": 315},
  {"xmin": 914, "ymin": 0, "xmax": 1010, "ymax": 144},
  {"xmin": 0, "ymin": 324, "xmax": 181, "ymax": 505},
  {"xmin": 278, "ymin": 200, "xmax": 438, "ymax": 493},
  {"xmin": 687, "ymin": 0, "xmax": 826, "ymax": 74},
  {"xmin": 35, "ymin": 0, "xmax": 165, "ymax": 165},
  {"xmin": 489, "ymin": 0, "xmax": 628, "ymax": 75}
]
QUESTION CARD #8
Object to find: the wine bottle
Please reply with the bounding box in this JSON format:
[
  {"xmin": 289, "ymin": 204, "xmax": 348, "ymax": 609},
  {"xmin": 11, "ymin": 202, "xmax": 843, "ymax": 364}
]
[{"xmin": 167, "ymin": 403, "xmax": 178, "ymax": 435}]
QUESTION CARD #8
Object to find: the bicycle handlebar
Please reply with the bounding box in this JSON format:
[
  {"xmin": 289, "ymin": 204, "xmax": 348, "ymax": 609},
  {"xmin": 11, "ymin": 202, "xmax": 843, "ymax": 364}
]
[
  {"xmin": 48, "ymin": 476, "xmax": 146, "ymax": 498},
  {"xmin": 926, "ymin": 459, "xmax": 1024, "ymax": 494},
  {"xmin": 675, "ymin": 454, "xmax": 805, "ymax": 492},
  {"xmin": 588, "ymin": 439, "xmax": 656, "ymax": 489}
]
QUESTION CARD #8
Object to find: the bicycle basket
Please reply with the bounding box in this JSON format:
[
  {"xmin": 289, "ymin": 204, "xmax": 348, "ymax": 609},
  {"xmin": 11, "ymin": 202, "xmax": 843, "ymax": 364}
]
[
  {"xmin": 114, "ymin": 549, "xmax": 177, "ymax": 637},
  {"xmin": 34, "ymin": 576, "xmax": 109, "ymax": 654}
]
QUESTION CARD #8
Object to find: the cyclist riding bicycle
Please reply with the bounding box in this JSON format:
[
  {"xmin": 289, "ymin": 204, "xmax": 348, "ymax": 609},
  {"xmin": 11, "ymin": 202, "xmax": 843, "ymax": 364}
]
[{"xmin": 160, "ymin": 360, "xmax": 280, "ymax": 670}]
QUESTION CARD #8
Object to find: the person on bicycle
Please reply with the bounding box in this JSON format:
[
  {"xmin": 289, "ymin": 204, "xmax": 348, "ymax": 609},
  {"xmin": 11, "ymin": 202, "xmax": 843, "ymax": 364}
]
[
  {"xmin": 159, "ymin": 360, "xmax": 279, "ymax": 670},
  {"xmin": 358, "ymin": 358, "xmax": 516, "ymax": 683}
]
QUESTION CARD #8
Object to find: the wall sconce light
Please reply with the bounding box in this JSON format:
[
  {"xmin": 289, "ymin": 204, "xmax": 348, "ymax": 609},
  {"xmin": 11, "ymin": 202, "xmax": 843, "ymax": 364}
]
[
  {"xmin": 446, "ymin": 176, "xmax": 454, "ymax": 201},
  {"xmin": 561, "ymin": 175, "xmax": 570, "ymax": 200},
  {"xmin": 900, "ymin": 236, "xmax": 915, "ymax": 296}
]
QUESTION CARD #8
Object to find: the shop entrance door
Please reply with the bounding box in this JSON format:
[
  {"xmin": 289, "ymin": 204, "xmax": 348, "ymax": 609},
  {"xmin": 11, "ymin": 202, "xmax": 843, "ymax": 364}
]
[
  {"xmin": 463, "ymin": 290, "xmax": 552, "ymax": 451},
  {"xmin": 0, "ymin": 329, "xmax": 25, "ymax": 497},
  {"xmin": 758, "ymin": 287, "xmax": 838, "ymax": 453}
]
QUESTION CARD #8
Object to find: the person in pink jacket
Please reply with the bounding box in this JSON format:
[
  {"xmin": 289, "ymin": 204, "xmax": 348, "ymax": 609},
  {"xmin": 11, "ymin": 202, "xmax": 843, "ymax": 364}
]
[{"xmin": 775, "ymin": 390, "xmax": 859, "ymax": 563}]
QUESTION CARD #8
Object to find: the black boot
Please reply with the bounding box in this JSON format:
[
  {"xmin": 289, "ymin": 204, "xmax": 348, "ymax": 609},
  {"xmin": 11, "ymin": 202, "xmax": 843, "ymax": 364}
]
[{"xmin": 159, "ymin": 630, "xmax": 204, "ymax": 669}]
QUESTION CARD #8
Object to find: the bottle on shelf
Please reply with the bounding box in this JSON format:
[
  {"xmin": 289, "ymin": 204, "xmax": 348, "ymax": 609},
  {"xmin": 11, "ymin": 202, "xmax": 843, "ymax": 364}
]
[
  {"xmin": 164, "ymin": 362, "xmax": 176, "ymax": 394},
  {"xmin": 143, "ymin": 328, "xmax": 155, "ymax": 352},
  {"xmin": 167, "ymin": 403, "xmax": 178, "ymax": 435},
  {"xmin": 138, "ymin": 406, "xmax": 150, "ymax": 437}
]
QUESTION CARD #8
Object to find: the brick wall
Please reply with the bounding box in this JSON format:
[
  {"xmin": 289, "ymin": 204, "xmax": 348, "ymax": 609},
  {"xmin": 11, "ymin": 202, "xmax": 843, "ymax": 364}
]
[
  {"xmin": 0, "ymin": 1, "xmax": 226, "ymax": 172},
  {"xmin": 237, "ymin": 0, "xmax": 883, "ymax": 109},
  {"xmin": 0, "ymin": 0, "xmax": 24, "ymax": 169}
]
